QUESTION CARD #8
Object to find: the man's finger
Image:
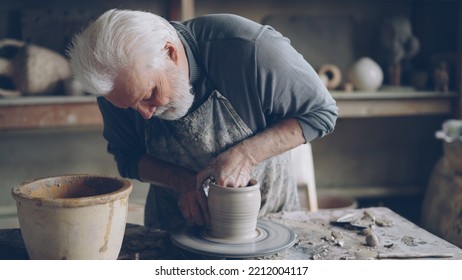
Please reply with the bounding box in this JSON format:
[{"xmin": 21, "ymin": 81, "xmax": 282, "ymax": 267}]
[
  {"xmin": 189, "ymin": 195, "xmax": 205, "ymax": 226},
  {"xmin": 196, "ymin": 189, "xmax": 210, "ymax": 227}
]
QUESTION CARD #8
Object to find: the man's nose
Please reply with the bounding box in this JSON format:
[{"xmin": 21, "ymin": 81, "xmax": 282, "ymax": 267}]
[{"xmin": 137, "ymin": 105, "xmax": 156, "ymax": 119}]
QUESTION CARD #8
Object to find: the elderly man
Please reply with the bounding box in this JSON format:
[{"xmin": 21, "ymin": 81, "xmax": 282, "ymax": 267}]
[{"xmin": 67, "ymin": 9, "xmax": 337, "ymax": 231}]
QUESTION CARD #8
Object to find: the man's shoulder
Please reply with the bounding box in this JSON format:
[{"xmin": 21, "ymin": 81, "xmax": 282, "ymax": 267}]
[
  {"xmin": 187, "ymin": 13, "xmax": 264, "ymax": 40},
  {"xmin": 190, "ymin": 13, "xmax": 255, "ymax": 26}
]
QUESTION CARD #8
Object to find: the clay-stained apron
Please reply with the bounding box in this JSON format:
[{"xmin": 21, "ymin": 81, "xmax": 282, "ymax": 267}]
[{"xmin": 143, "ymin": 90, "xmax": 299, "ymax": 230}]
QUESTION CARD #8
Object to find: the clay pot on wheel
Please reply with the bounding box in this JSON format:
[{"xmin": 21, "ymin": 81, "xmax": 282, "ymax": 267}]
[
  {"xmin": 11, "ymin": 174, "xmax": 132, "ymax": 260},
  {"xmin": 207, "ymin": 180, "xmax": 261, "ymax": 243}
]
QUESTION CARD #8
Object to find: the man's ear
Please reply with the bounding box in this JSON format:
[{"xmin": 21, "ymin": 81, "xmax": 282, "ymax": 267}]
[{"xmin": 164, "ymin": 42, "xmax": 179, "ymax": 64}]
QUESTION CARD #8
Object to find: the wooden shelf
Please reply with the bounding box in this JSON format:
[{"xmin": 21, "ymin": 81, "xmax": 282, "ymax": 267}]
[
  {"xmin": 0, "ymin": 90, "xmax": 458, "ymax": 130},
  {"xmin": 332, "ymin": 90, "xmax": 458, "ymax": 118},
  {"xmin": 0, "ymin": 96, "xmax": 102, "ymax": 131}
]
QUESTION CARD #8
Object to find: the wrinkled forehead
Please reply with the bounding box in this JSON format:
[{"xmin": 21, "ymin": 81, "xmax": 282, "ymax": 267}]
[{"xmin": 105, "ymin": 63, "xmax": 153, "ymax": 108}]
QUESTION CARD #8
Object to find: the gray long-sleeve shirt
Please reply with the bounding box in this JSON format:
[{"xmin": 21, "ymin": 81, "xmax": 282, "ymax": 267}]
[{"xmin": 97, "ymin": 13, "xmax": 338, "ymax": 180}]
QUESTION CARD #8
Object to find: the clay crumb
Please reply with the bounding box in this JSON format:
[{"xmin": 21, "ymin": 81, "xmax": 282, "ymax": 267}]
[
  {"xmin": 375, "ymin": 218, "xmax": 393, "ymax": 227},
  {"xmin": 365, "ymin": 234, "xmax": 380, "ymax": 247}
]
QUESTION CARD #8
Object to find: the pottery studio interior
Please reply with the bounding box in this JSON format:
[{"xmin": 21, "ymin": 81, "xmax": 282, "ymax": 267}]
[{"xmin": 1, "ymin": 0, "xmax": 462, "ymax": 260}]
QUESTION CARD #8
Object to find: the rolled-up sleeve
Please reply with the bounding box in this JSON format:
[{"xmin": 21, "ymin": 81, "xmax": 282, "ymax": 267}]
[{"xmin": 256, "ymin": 26, "xmax": 338, "ymax": 142}]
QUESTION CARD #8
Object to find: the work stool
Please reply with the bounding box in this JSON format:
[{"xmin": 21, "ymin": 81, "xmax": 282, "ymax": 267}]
[{"xmin": 290, "ymin": 143, "xmax": 318, "ymax": 211}]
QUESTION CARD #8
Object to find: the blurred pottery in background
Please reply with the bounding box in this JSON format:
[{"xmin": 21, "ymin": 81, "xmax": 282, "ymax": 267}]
[
  {"xmin": 410, "ymin": 70, "xmax": 429, "ymax": 90},
  {"xmin": 436, "ymin": 119, "xmax": 462, "ymax": 172},
  {"xmin": 0, "ymin": 39, "xmax": 71, "ymax": 97},
  {"xmin": 422, "ymin": 119, "xmax": 462, "ymax": 247},
  {"xmin": 317, "ymin": 64, "xmax": 342, "ymax": 90},
  {"xmin": 348, "ymin": 57, "xmax": 384, "ymax": 91}
]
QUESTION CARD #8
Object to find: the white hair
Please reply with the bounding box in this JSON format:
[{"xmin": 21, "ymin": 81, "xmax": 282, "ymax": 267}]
[{"xmin": 67, "ymin": 9, "xmax": 180, "ymax": 95}]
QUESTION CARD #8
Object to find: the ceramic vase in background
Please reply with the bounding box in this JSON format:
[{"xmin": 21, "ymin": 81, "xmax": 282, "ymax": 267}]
[
  {"xmin": 11, "ymin": 174, "xmax": 132, "ymax": 260},
  {"xmin": 422, "ymin": 119, "xmax": 462, "ymax": 247},
  {"xmin": 207, "ymin": 180, "xmax": 261, "ymax": 243},
  {"xmin": 348, "ymin": 57, "xmax": 384, "ymax": 91}
]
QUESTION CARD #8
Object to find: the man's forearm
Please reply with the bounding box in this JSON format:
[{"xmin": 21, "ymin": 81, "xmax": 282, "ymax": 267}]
[
  {"xmin": 234, "ymin": 118, "xmax": 305, "ymax": 165},
  {"xmin": 138, "ymin": 154, "xmax": 196, "ymax": 193},
  {"xmin": 138, "ymin": 118, "xmax": 304, "ymax": 191}
]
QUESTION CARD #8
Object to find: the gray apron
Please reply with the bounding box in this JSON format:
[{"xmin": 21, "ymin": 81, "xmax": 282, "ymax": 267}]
[{"xmin": 144, "ymin": 90, "xmax": 299, "ymax": 230}]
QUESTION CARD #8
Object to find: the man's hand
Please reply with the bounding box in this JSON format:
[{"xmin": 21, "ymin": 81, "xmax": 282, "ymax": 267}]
[
  {"xmin": 138, "ymin": 119, "xmax": 305, "ymax": 227},
  {"xmin": 197, "ymin": 118, "xmax": 305, "ymax": 189},
  {"xmin": 178, "ymin": 186, "xmax": 210, "ymax": 228},
  {"xmin": 197, "ymin": 147, "xmax": 257, "ymax": 188},
  {"xmin": 138, "ymin": 154, "xmax": 210, "ymax": 227}
]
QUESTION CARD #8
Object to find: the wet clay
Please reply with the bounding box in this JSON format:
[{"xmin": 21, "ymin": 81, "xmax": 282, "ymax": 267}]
[{"xmin": 207, "ymin": 180, "xmax": 261, "ymax": 242}]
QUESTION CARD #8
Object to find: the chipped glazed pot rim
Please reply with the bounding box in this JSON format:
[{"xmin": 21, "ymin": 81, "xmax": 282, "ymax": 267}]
[{"xmin": 11, "ymin": 174, "xmax": 133, "ymax": 208}]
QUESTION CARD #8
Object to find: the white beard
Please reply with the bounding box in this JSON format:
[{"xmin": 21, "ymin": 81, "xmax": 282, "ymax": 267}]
[{"xmin": 153, "ymin": 63, "xmax": 193, "ymax": 120}]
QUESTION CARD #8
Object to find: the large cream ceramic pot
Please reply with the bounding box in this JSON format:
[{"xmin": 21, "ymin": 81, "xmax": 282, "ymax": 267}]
[
  {"xmin": 11, "ymin": 174, "xmax": 132, "ymax": 260},
  {"xmin": 207, "ymin": 180, "xmax": 261, "ymax": 242}
]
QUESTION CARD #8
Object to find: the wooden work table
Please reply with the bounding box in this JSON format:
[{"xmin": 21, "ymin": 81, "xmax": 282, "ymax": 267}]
[{"xmin": 1, "ymin": 207, "xmax": 461, "ymax": 260}]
